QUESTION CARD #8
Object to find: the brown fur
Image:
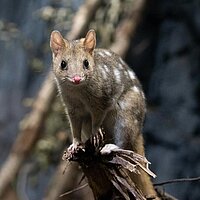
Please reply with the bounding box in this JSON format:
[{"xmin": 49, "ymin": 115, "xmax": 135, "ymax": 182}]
[{"xmin": 50, "ymin": 30, "xmax": 158, "ymax": 199}]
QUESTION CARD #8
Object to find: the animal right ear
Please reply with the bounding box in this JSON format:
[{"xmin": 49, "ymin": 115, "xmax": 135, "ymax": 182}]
[
  {"xmin": 83, "ymin": 29, "xmax": 96, "ymax": 54},
  {"xmin": 50, "ymin": 31, "xmax": 66, "ymax": 56}
]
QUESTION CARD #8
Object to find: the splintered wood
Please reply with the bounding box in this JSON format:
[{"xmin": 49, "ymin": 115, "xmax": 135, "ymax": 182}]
[{"xmin": 62, "ymin": 128, "xmax": 156, "ymax": 200}]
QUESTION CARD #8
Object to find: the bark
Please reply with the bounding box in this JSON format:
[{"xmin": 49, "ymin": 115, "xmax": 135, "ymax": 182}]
[{"xmin": 61, "ymin": 130, "xmax": 156, "ymax": 200}]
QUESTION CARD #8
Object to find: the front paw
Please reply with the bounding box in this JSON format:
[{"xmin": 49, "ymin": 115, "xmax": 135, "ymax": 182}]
[
  {"xmin": 68, "ymin": 141, "xmax": 85, "ymax": 154},
  {"xmin": 62, "ymin": 141, "xmax": 85, "ymax": 161}
]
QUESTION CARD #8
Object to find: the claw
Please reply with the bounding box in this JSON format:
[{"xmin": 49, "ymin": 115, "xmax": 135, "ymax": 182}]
[{"xmin": 67, "ymin": 141, "xmax": 85, "ymax": 154}]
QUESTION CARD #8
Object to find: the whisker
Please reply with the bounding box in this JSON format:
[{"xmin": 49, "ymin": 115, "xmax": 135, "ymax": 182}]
[{"xmin": 59, "ymin": 78, "xmax": 68, "ymax": 87}]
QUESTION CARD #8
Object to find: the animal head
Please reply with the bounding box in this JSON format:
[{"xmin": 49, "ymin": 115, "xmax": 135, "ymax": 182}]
[{"xmin": 50, "ymin": 29, "xmax": 96, "ymax": 85}]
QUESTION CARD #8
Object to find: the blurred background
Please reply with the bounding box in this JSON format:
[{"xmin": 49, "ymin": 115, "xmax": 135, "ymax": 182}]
[{"xmin": 0, "ymin": 0, "xmax": 200, "ymax": 199}]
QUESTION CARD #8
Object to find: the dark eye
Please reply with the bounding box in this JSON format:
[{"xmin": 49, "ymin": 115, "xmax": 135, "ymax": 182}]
[
  {"xmin": 83, "ymin": 59, "xmax": 89, "ymax": 70},
  {"xmin": 60, "ymin": 60, "xmax": 68, "ymax": 70}
]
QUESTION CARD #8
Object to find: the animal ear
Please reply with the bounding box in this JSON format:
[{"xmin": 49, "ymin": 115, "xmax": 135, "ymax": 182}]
[
  {"xmin": 50, "ymin": 31, "xmax": 67, "ymax": 56},
  {"xmin": 83, "ymin": 29, "xmax": 96, "ymax": 54}
]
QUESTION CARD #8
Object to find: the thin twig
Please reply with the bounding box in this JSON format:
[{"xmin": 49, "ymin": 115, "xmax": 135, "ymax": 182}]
[
  {"xmin": 154, "ymin": 176, "xmax": 200, "ymax": 186},
  {"xmin": 59, "ymin": 183, "xmax": 88, "ymax": 197}
]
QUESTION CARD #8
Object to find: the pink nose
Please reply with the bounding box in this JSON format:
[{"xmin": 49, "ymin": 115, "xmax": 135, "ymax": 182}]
[{"xmin": 72, "ymin": 75, "xmax": 81, "ymax": 84}]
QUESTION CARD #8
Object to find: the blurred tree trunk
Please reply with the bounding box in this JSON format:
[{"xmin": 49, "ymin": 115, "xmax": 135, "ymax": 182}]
[{"xmin": 0, "ymin": 0, "xmax": 101, "ymax": 198}]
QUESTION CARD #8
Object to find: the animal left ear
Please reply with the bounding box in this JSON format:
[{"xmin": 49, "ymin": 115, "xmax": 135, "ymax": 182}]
[
  {"xmin": 50, "ymin": 30, "xmax": 66, "ymax": 57},
  {"xmin": 83, "ymin": 29, "xmax": 96, "ymax": 54}
]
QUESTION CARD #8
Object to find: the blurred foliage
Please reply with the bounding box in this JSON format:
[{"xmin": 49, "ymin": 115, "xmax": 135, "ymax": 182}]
[
  {"xmin": 91, "ymin": 0, "xmax": 135, "ymax": 47},
  {"xmin": 33, "ymin": 98, "xmax": 70, "ymax": 167},
  {"xmin": 37, "ymin": 0, "xmax": 77, "ymax": 33},
  {"xmin": 0, "ymin": 20, "xmax": 20, "ymax": 41},
  {"xmin": 30, "ymin": 58, "xmax": 44, "ymax": 73}
]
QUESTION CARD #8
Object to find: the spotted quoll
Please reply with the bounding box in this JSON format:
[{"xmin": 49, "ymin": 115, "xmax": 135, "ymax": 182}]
[{"xmin": 50, "ymin": 29, "xmax": 158, "ymax": 198}]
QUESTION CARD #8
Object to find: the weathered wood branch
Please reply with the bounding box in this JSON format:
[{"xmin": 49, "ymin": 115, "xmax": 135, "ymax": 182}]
[
  {"xmin": 62, "ymin": 129, "xmax": 156, "ymax": 200},
  {"xmin": 154, "ymin": 176, "xmax": 200, "ymax": 186}
]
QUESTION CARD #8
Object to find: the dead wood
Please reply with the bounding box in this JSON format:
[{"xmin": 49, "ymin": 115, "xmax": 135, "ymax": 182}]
[
  {"xmin": 154, "ymin": 176, "xmax": 200, "ymax": 186},
  {"xmin": 62, "ymin": 129, "xmax": 156, "ymax": 200}
]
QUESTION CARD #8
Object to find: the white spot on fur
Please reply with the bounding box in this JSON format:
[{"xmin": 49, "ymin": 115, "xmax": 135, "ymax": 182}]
[
  {"xmin": 103, "ymin": 64, "xmax": 110, "ymax": 73},
  {"xmin": 124, "ymin": 70, "xmax": 128, "ymax": 77},
  {"xmin": 118, "ymin": 100, "xmax": 127, "ymax": 110},
  {"xmin": 118, "ymin": 63, "xmax": 123, "ymax": 70},
  {"xmin": 128, "ymin": 70, "xmax": 136, "ymax": 80},
  {"xmin": 113, "ymin": 68, "xmax": 121, "ymax": 83},
  {"xmin": 100, "ymin": 65, "xmax": 107, "ymax": 79},
  {"xmin": 132, "ymin": 85, "xmax": 140, "ymax": 93},
  {"xmin": 104, "ymin": 50, "xmax": 112, "ymax": 56},
  {"xmin": 98, "ymin": 52, "xmax": 105, "ymax": 57},
  {"xmin": 119, "ymin": 57, "xmax": 126, "ymax": 65},
  {"xmin": 118, "ymin": 98, "xmax": 133, "ymax": 110},
  {"xmin": 141, "ymin": 91, "xmax": 145, "ymax": 99},
  {"xmin": 119, "ymin": 85, "xmax": 124, "ymax": 94}
]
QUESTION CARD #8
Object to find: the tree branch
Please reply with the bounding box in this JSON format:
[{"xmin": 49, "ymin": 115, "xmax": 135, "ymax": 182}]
[
  {"xmin": 111, "ymin": 0, "xmax": 146, "ymax": 58},
  {"xmin": 62, "ymin": 129, "xmax": 156, "ymax": 200},
  {"xmin": 59, "ymin": 183, "xmax": 88, "ymax": 198},
  {"xmin": 154, "ymin": 176, "xmax": 200, "ymax": 187}
]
